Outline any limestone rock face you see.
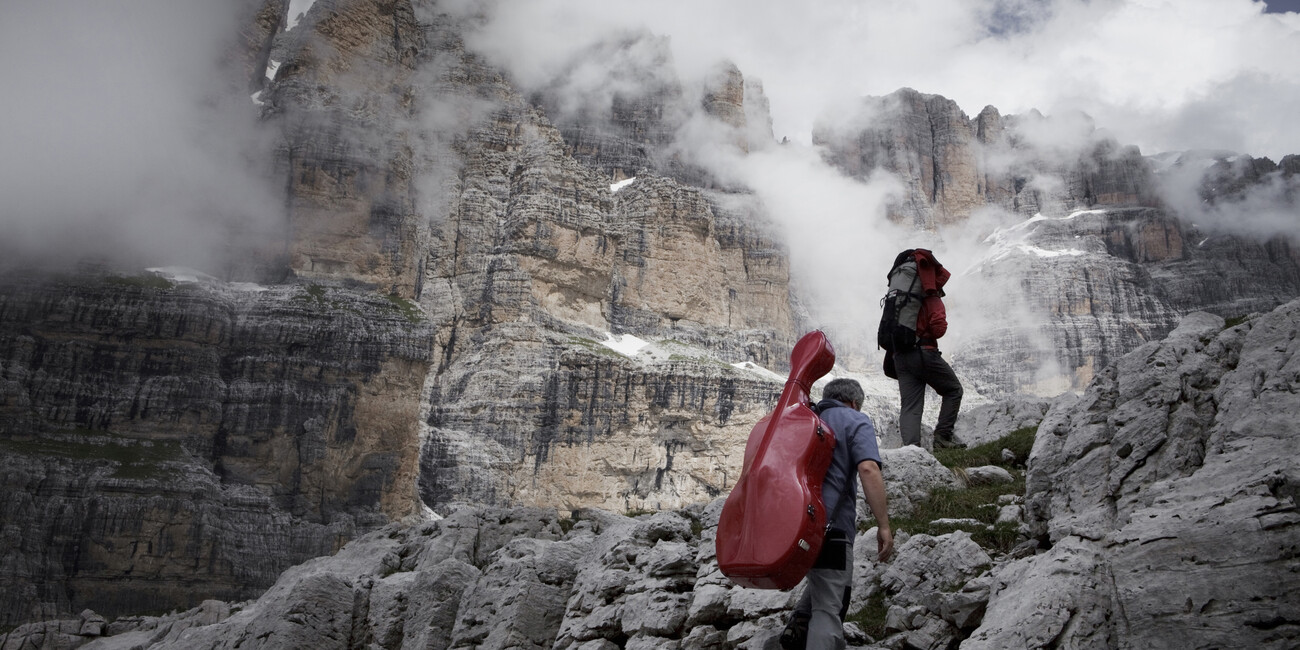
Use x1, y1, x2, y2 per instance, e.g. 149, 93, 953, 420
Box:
814, 88, 984, 229
1, 1, 799, 626
952, 397, 1050, 448
877, 446, 961, 518
971, 300, 1300, 648
8, 0, 1300, 636
0, 274, 432, 626
401, 9, 796, 511
957, 207, 1300, 393
419, 330, 784, 512
813, 88, 1157, 229
535, 31, 686, 182
232, 0, 286, 92
812, 89, 1297, 395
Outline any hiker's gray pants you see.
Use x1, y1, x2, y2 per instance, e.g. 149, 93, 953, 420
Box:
896, 348, 963, 446
792, 541, 852, 649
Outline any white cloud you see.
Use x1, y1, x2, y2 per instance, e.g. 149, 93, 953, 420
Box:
455, 0, 1300, 159
0, 1, 283, 274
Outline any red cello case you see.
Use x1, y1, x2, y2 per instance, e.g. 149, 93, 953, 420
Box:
715, 331, 837, 589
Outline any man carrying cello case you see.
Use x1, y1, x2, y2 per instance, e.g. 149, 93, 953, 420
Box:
716, 332, 893, 648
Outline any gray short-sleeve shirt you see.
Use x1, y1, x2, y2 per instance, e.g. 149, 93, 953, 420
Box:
815, 399, 883, 536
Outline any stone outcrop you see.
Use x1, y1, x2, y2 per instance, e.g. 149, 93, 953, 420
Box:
952, 396, 1050, 448
813, 88, 1158, 229
876, 446, 961, 518
958, 206, 1300, 392
0, 495, 986, 650
0, 273, 433, 626
968, 300, 1300, 648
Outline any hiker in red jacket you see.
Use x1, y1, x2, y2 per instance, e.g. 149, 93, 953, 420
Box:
886, 249, 965, 450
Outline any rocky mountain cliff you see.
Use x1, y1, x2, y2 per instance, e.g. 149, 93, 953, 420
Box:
0, 276, 431, 625
6, 298, 1296, 649
2, 0, 1299, 630
2, 0, 798, 625
815, 87, 1300, 393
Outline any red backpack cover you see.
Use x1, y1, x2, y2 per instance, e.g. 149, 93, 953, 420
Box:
715, 331, 837, 589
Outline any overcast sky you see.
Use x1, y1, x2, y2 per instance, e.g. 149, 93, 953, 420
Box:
460, 0, 1300, 160
2, 0, 1294, 282
0, 1, 280, 273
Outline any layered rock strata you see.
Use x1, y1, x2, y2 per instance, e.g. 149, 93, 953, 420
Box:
957, 206, 1300, 393
1, 0, 800, 625
11, 299, 1296, 649
8, 0, 1300, 634
813, 88, 1158, 229
399, 6, 798, 511
0, 274, 433, 626
968, 301, 1300, 648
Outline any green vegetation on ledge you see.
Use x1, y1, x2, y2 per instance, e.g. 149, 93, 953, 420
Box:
934, 425, 1036, 469
106, 274, 174, 290
384, 294, 424, 323
0, 431, 188, 480
862, 426, 1038, 554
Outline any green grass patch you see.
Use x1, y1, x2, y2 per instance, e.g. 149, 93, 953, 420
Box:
858, 426, 1040, 554
297, 284, 329, 307
866, 475, 1026, 554
106, 274, 174, 290
567, 336, 625, 359
934, 425, 1037, 469
667, 353, 732, 369
688, 514, 705, 540
0, 433, 187, 480
383, 294, 424, 323
845, 589, 889, 639
1224, 314, 1251, 329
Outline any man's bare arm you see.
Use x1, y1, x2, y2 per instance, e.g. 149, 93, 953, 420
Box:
858, 459, 894, 562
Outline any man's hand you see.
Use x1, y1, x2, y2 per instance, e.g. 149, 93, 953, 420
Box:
858, 459, 893, 562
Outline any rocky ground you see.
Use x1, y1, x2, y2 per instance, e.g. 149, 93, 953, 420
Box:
0, 442, 1029, 650
6, 297, 1296, 649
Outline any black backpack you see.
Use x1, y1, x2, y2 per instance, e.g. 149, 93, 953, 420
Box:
877, 253, 922, 354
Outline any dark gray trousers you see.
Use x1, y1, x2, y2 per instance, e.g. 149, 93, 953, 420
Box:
790, 540, 852, 649
895, 348, 963, 447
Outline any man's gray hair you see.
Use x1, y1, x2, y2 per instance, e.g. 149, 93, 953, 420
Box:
822, 378, 864, 409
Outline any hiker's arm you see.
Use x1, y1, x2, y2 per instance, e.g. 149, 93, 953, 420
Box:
858, 459, 893, 561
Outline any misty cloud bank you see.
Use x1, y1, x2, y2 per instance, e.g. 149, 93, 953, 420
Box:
441, 0, 1296, 392
451, 0, 1300, 159
0, 1, 283, 275
1, 0, 1293, 357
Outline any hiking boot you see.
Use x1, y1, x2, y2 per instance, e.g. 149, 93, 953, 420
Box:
934, 435, 966, 450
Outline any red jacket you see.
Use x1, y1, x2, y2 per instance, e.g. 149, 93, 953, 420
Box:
917, 295, 947, 341
911, 249, 950, 343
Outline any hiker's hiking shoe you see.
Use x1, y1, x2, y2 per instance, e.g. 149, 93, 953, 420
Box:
934, 435, 966, 450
